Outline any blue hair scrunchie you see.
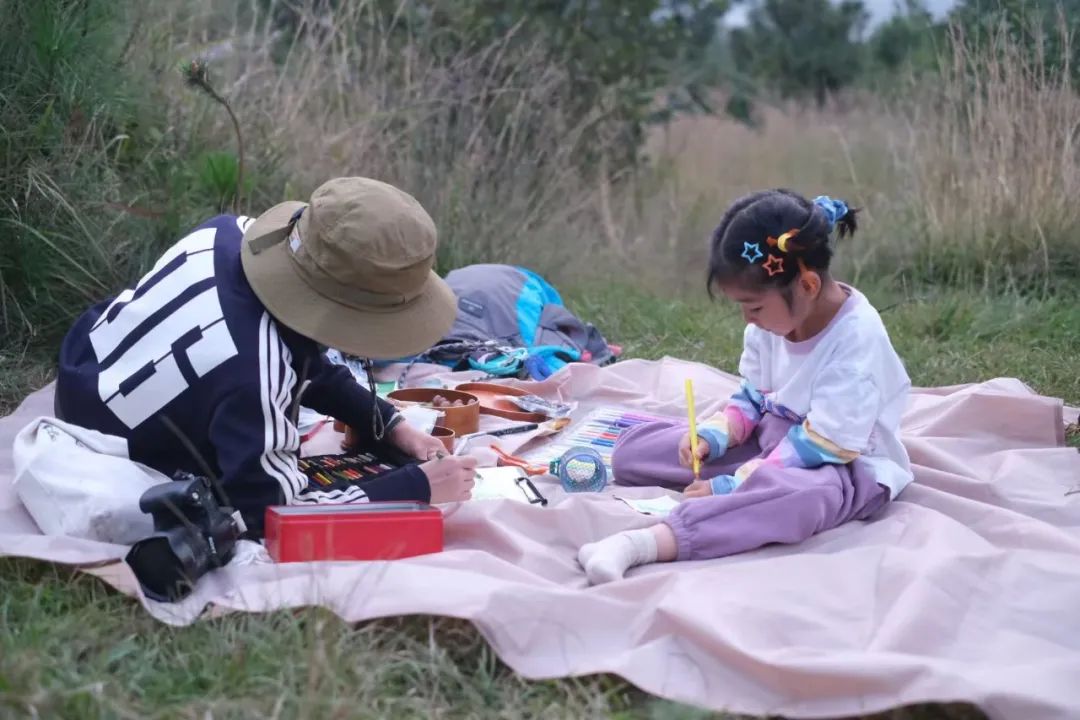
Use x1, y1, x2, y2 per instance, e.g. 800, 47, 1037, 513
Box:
813, 195, 848, 232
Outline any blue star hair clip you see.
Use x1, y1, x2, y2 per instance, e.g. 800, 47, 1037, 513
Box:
741, 242, 763, 264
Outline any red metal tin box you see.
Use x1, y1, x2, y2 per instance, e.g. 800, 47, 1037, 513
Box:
264, 502, 443, 563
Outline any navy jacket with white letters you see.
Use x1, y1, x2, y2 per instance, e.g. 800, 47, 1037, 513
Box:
55, 214, 428, 536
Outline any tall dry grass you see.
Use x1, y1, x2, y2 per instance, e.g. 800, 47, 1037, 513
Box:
618, 16, 1080, 294
900, 19, 1080, 291
6, 0, 1075, 353
136, 0, 624, 275
145, 0, 912, 294
75, 0, 1080, 297
614, 100, 903, 291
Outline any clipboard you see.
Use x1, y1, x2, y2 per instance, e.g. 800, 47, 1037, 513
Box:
473, 466, 548, 506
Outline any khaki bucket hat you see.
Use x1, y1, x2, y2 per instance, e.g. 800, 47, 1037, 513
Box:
240, 177, 456, 359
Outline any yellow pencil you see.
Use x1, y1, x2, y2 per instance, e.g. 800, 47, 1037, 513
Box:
685, 379, 701, 480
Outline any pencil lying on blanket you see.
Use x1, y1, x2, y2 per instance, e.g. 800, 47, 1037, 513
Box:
453, 417, 571, 455
685, 379, 701, 481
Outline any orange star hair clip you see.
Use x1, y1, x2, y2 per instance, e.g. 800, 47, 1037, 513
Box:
762, 254, 785, 276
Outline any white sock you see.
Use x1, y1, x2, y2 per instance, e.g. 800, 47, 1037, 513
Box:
577, 528, 658, 585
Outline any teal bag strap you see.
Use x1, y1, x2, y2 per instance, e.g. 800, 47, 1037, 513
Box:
468, 348, 529, 376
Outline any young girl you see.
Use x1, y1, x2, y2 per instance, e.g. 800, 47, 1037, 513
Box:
578, 189, 913, 584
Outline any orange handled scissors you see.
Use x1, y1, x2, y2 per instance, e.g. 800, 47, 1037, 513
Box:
490, 444, 549, 476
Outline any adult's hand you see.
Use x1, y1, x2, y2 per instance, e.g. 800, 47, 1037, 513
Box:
389, 421, 447, 461
419, 455, 477, 504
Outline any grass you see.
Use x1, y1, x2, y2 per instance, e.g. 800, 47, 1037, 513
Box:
2, 283, 1076, 719
0, 558, 650, 719
569, 283, 1080, 406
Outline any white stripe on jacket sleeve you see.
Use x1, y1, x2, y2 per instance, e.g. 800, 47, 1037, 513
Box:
257, 312, 368, 505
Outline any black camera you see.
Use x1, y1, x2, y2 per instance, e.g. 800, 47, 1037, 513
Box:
125, 471, 246, 603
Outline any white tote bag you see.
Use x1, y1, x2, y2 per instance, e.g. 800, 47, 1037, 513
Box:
12, 417, 170, 545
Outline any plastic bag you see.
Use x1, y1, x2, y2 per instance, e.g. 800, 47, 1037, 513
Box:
506, 394, 573, 418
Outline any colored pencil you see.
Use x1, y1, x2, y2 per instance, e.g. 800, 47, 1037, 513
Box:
685, 379, 701, 481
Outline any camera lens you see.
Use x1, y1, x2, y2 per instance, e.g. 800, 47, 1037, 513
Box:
126, 533, 204, 602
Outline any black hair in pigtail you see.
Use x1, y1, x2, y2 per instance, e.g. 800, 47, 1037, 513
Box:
705, 189, 858, 294
834, 205, 859, 239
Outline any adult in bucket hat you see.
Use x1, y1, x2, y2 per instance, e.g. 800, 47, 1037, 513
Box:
56, 177, 476, 537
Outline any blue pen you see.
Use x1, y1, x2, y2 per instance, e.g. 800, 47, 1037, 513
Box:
593, 416, 650, 430
589, 419, 636, 430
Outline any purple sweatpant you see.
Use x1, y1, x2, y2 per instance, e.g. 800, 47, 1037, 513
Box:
611, 414, 890, 561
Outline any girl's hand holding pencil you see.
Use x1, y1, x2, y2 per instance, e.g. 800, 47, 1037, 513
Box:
680, 379, 710, 474
677, 431, 711, 470
681, 379, 715, 498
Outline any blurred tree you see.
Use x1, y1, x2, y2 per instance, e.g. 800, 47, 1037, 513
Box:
729, 0, 870, 106
869, 0, 940, 74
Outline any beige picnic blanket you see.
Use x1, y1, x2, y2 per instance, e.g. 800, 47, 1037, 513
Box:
2, 358, 1079, 720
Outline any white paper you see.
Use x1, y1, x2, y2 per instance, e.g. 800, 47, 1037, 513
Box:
399, 405, 443, 434
472, 466, 544, 504
613, 494, 681, 516
295, 407, 330, 434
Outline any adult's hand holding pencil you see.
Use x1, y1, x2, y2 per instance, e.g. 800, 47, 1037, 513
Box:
418, 454, 477, 503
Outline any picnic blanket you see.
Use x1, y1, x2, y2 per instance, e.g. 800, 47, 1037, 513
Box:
2, 357, 1079, 720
